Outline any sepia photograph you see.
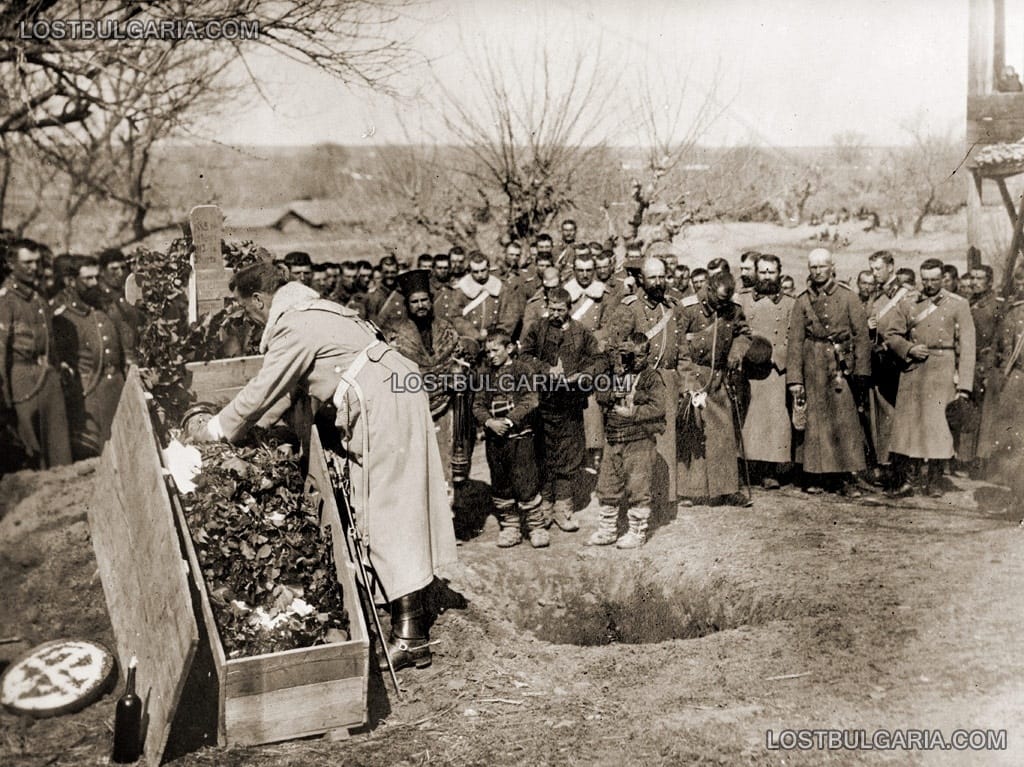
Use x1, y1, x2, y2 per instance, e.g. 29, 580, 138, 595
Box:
0, 0, 1021, 764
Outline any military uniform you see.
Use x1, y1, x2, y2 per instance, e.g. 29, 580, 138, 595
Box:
881, 289, 976, 460
868, 277, 912, 464
787, 279, 870, 475
520, 288, 550, 340
984, 298, 1024, 491
738, 289, 796, 465
565, 277, 612, 453
430, 276, 457, 322
52, 290, 126, 459
0, 279, 72, 468
97, 282, 140, 363
676, 293, 751, 499
607, 291, 680, 502
448, 274, 518, 341
212, 283, 457, 602
967, 290, 1005, 461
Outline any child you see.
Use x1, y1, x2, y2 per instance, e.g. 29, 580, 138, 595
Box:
472, 332, 548, 547
590, 333, 666, 548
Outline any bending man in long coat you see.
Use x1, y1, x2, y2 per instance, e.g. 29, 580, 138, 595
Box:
195, 262, 457, 671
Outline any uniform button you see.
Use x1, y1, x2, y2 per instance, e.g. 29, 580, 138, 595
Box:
102, 335, 108, 340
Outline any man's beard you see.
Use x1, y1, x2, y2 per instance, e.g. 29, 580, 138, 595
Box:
411, 308, 434, 325
80, 286, 107, 309
473, 274, 488, 285
740, 273, 756, 289
755, 278, 780, 295
644, 285, 665, 302
922, 285, 941, 298
548, 316, 565, 328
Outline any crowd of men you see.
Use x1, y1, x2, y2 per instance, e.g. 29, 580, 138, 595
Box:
3, 223, 1024, 546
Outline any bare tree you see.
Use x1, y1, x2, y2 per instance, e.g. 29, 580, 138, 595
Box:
434, 45, 615, 244
624, 64, 728, 246
831, 131, 868, 166
879, 114, 964, 236
1, 0, 414, 244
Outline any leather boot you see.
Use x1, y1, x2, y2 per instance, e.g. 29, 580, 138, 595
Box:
379, 591, 431, 671
923, 461, 944, 498
522, 494, 550, 548
552, 498, 579, 532
616, 507, 650, 549
587, 504, 619, 545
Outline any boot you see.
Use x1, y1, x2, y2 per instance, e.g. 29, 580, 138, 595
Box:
615, 507, 650, 549
923, 461, 944, 498
551, 498, 579, 532
379, 591, 431, 671
495, 499, 522, 548
522, 495, 550, 548
587, 504, 619, 546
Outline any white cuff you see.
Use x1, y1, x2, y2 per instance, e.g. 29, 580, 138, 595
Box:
207, 414, 226, 441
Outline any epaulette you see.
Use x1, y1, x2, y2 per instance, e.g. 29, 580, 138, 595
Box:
621, 294, 638, 305
836, 281, 852, 290
796, 288, 809, 297
680, 294, 699, 307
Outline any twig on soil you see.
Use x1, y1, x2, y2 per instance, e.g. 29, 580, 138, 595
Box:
474, 698, 524, 705
763, 671, 812, 681
0, 636, 22, 644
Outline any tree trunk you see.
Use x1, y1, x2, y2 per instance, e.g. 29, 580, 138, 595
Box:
912, 190, 935, 235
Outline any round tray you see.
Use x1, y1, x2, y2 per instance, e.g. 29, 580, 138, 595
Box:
1, 639, 117, 718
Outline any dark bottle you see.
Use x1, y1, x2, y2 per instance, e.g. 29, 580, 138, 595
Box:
111, 656, 142, 763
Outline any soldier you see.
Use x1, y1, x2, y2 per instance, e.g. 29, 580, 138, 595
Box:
565, 253, 612, 474
472, 332, 546, 548
519, 287, 605, 532
429, 253, 457, 321
595, 250, 627, 304
738, 251, 759, 293
856, 270, 877, 307
968, 265, 1004, 475
0, 239, 72, 469
367, 254, 400, 321
449, 252, 518, 342
323, 262, 341, 297
381, 269, 475, 494
448, 246, 468, 280
555, 219, 577, 275
676, 271, 752, 506
690, 268, 709, 295
866, 250, 910, 484
787, 248, 870, 496
52, 256, 126, 459
780, 274, 796, 298
495, 241, 529, 336
283, 251, 314, 286
881, 259, 976, 497
739, 254, 796, 489
675, 264, 693, 298
520, 267, 562, 339
707, 258, 730, 276
983, 267, 1024, 497
191, 263, 457, 672
311, 263, 330, 296
607, 257, 680, 504
97, 248, 140, 357
535, 233, 554, 265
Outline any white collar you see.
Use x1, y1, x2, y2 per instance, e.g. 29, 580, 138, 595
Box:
259, 281, 322, 353
457, 273, 502, 299
564, 278, 606, 302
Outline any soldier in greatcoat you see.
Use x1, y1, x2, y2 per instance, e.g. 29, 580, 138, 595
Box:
192, 263, 457, 672
787, 248, 870, 496
564, 252, 612, 474
448, 252, 518, 342
737, 254, 796, 489
676, 271, 752, 506
607, 257, 681, 505
0, 239, 72, 469
520, 267, 562, 339
880, 258, 976, 497
963, 265, 1003, 472
867, 250, 912, 483
982, 268, 1024, 496
52, 256, 127, 459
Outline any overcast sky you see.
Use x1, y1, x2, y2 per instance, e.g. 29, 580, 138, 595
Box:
208, 0, 1009, 148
